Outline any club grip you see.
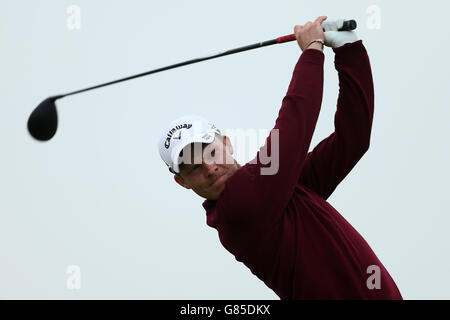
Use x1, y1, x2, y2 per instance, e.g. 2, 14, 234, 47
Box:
276, 19, 357, 44
340, 19, 357, 31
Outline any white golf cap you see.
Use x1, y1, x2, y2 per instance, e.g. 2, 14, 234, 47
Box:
158, 115, 221, 173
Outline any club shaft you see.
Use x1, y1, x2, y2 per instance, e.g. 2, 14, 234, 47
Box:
63, 39, 279, 98
62, 19, 357, 99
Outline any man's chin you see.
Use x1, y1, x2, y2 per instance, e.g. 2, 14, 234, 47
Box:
196, 190, 219, 201
202, 188, 224, 201
197, 178, 228, 200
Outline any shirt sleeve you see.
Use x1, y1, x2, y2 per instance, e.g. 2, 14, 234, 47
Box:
221, 48, 325, 219
298, 40, 375, 200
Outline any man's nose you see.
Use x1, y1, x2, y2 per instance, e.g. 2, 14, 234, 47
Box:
204, 162, 219, 176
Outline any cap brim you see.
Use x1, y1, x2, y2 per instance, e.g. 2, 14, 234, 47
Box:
170, 133, 216, 173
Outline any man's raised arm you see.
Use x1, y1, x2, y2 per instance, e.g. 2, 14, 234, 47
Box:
224, 17, 328, 217
299, 39, 375, 200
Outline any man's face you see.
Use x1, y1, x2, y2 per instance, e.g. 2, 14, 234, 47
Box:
174, 135, 241, 200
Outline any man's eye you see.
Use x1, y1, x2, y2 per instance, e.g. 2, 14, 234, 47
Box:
191, 165, 201, 172
211, 149, 216, 157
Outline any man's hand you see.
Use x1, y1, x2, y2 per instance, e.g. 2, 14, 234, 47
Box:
322, 17, 359, 48
294, 16, 328, 52
324, 30, 359, 49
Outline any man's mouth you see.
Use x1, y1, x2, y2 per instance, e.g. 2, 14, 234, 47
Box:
211, 174, 227, 188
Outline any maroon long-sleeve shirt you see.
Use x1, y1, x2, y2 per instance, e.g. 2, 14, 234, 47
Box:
202, 40, 402, 300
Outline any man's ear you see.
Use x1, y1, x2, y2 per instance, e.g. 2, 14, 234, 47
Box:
174, 174, 191, 189
223, 135, 234, 155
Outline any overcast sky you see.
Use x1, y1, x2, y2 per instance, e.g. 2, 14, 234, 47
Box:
1, 0, 449, 299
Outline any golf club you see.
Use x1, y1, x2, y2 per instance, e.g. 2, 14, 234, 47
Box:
27, 19, 357, 142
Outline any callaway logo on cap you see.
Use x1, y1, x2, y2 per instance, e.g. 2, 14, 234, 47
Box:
158, 115, 221, 173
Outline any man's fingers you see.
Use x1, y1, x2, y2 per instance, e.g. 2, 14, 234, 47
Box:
314, 16, 328, 25
294, 25, 303, 33
297, 17, 327, 31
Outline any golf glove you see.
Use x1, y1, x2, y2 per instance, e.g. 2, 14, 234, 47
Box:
322, 18, 359, 48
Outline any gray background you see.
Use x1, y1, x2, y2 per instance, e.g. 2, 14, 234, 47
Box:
1, 0, 449, 299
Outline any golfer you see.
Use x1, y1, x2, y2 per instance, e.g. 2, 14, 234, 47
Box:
158, 16, 402, 299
